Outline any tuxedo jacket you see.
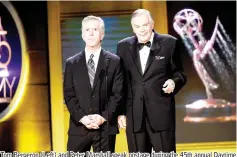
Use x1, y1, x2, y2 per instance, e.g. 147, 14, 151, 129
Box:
117, 32, 187, 133
63, 48, 123, 136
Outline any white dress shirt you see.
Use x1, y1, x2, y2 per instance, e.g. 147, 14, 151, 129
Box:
139, 32, 154, 74
85, 47, 101, 72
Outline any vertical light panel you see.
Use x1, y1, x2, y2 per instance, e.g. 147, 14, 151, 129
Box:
47, 1, 65, 152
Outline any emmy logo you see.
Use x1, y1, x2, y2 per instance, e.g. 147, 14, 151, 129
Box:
0, 17, 16, 103
173, 9, 236, 122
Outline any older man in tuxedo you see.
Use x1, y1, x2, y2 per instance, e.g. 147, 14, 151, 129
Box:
64, 15, 123, 152
117, 9, 187, 152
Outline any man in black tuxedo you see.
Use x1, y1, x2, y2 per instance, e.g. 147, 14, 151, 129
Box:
64, 15, 123, 152
117, 9, 187, 152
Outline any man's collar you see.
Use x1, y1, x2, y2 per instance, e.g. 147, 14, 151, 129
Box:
149, 32, 154, 45
85, 47, 101, 59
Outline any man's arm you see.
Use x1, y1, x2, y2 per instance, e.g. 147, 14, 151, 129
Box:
170, 39, 187, 95
116, 42, 133, 116
116, 42, 133, 128
102, 58, 124, 122
63, 59, 86, 122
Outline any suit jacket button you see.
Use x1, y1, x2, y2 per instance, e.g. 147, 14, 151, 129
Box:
142, 82, 145, 86
92, 95, 95, 98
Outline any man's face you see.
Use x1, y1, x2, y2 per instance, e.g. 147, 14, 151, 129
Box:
82, 20, 104, 48
131, 14, 154, 43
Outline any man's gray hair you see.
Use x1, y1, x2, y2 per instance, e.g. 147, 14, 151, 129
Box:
82, 15, 105, 33
131, 9, 154, 25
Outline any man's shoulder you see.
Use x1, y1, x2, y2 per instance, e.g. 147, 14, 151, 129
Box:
118, 36, 136, 45
104, 50, 120, 61
66, 52, 83, 64
157, 33, 177, 42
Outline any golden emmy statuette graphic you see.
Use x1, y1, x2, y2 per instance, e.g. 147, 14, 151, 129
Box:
173, 9, 236, 123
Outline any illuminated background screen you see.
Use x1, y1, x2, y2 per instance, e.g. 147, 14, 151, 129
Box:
0, 4, 22, 113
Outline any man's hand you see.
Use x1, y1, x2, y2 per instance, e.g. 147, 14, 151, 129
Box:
162, 79, 175, 94
118, 115, 126, 129
88, 114, 106, 128
80, 116, 93, 125
79, 116, 99, 129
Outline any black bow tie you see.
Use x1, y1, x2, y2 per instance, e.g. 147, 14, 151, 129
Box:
137, 41, 151, 50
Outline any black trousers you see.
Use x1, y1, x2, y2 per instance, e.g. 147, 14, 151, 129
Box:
126, 103, 176, 153
67, 130, 116, 153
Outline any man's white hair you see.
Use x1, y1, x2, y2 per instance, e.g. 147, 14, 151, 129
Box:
82, 15, 105, 33
131, 9, 154, 25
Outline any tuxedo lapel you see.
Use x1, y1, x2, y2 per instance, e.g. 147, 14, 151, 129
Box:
143, 33, 162, 76
77, 51, 92, 93
129, 37, 143, 76
92, 49, 106, 92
